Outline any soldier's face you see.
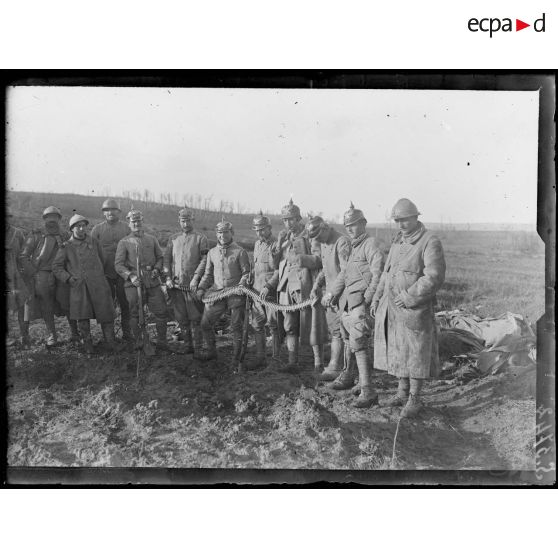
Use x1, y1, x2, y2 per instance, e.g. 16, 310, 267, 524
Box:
217, 230, 233, 245
283, 217, 299, 232
256, 226, 271, 241
346, 220, 366, 239
396, 216, 419, 233
44, 214, 61, 234
179, 217, 193, 232
72, 222, 87, 240
103, 209, 120, 223
130, 219, 144, 234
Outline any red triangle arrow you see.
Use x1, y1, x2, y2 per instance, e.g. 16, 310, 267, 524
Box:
516, 19, 530, 31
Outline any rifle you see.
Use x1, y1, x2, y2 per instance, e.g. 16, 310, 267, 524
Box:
237, 263, 253, 370
136, 247, 156, 356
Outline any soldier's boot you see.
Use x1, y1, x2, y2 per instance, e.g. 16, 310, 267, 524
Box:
319, 337, 344, 381
330, 344, 358, 390
353, 350, 379, 408
231, 333, 243, 373
381, 378, 410, 407
280, 334, 299, 373
192, 325, 203, 357
271, 330, 282, 359
156, 321, 168, 351
68, 318, 80, 344
121, 317, 134, 343
18, 314, 31, 348
196, 329, 217, 361
101, 322, 118, 353
129, 318, 142, 351
251, 330, 268, 369
400, 379, 424, 419
45, 315, 57, 347
78, 319, 94, 354
312, 344, 324, 373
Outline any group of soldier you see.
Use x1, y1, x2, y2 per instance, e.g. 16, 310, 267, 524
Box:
6, 195, 446, 418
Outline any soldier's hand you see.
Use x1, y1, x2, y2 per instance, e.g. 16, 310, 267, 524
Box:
370, 300, 379, 317
394, 294, 406, 309
68, 276, 80, 287
196, 289, 206, 301
151, 268, 160, 279
259, 285, 270, 300
165, 278, 174, 290
321, 292, 333, 307
130, 274, 141, 288
189, 277, 199, 291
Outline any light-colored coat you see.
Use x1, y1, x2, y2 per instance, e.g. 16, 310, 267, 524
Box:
372, 223, 446, 379
52, 234, 115, 323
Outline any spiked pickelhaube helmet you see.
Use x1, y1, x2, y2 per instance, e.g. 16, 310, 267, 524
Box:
252, 210, 271, 231
281, 198, 301, 220
101, 198, 121, 211
343, 202, 366, 227
178, 205, 195, 219
390, 198, 420, 220
42, 206, 62, 219
215, 217, 234, 234
306, 214, 327, 238
69, 214, 89, 230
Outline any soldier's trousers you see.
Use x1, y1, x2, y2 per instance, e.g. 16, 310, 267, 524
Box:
251, 299, 277, 334
170, 289, 203, 329
279, 290, 300, 336
106, 275, 130, 327
125, 286, 168, 324
33, 270, 57, 332
325, 305, 342, 339
201, 296, 245, 336
340, 303, 373, 352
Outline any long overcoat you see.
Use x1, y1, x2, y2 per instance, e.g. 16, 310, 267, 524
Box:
372, 223, 445, 379
52, 234, 115, 322
6, 225, 29, 311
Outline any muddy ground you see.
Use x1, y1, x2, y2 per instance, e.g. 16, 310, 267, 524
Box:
6, 316, 536, 471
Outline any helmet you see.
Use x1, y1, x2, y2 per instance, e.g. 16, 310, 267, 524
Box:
126, 208, 144, 222
215, 218, 234, 234
252, 210, 271, 231
391, 198, 420, 220
101, 198, 121, 211
42, 206, 62, 219
178, 206, 195, 219
343, 202, 366, 226
281, 198, 301, 219
306, 215, 327, 238
69, 214, 89, 230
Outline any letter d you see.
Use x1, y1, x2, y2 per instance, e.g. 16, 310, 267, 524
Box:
534, 13, 545, 32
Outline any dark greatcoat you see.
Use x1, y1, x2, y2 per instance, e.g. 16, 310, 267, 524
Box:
372, 223, 446, 379
52, 234, 115, 323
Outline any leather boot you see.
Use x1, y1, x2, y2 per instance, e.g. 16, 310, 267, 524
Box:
101, 322, 117, 352
231, 333, 242, 373
312, 344, 324, 373
271, 330, 281, 359
192, 324, 203, 357
68, 318, 80, 344
19, 318, 31, 349
400, 379, 424, 418
121, 317, 134, 343
156, 321, 168, 350
252, 330, 268, 368
353, 350, 378, 408
129, 318, 142, 350
78, 319, 94, 354
196, 329, 217, 361
182, 327, 194, 354
330, 344, 357, 390
381, 378, 410, 407
320, 337, 344, 381
280, 334, 299, 373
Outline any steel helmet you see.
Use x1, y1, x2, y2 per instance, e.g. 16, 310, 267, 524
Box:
306, 215, 327, 238
281, 198, 301, 220
69, 214, 89, 230
215, 217, 234, 234
252, 210, 271, 231
178, 206, 195, 219
126, 208, 144, 222
42, 206, 62, 219
391, 198, 420, 220
101, 198, 121, 211
343, 202, 366, 227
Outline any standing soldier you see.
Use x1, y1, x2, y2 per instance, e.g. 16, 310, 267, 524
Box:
53, 214, 117, 353
163, 206, 209, 356
275, 198, 323, 372
114, 209, 168, 351
6, 211, 31, 348
323, 202, 384, 408
371, 199, 446, 418
307, 215, 351, 381
91, 198, 132, 342
20, 206, 80, 347
196, 219, 251, 372
252, 211, 279, 368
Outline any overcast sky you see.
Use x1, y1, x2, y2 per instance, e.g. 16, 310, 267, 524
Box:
6, 86, 539, 224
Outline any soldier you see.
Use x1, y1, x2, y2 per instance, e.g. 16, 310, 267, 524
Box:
307, 215, 351, 381
20, 206, 80, 347
252, 211, 280, 367
53, 214, 117, 353
114, 209, 168, 350
323, 202, 384, 408
90, 198, 132, 342
196, 219, 251, 372
371, 199, 446, 418
275, 198, 323, 372
6, 211, 30, 348
163, 206, 209, 356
